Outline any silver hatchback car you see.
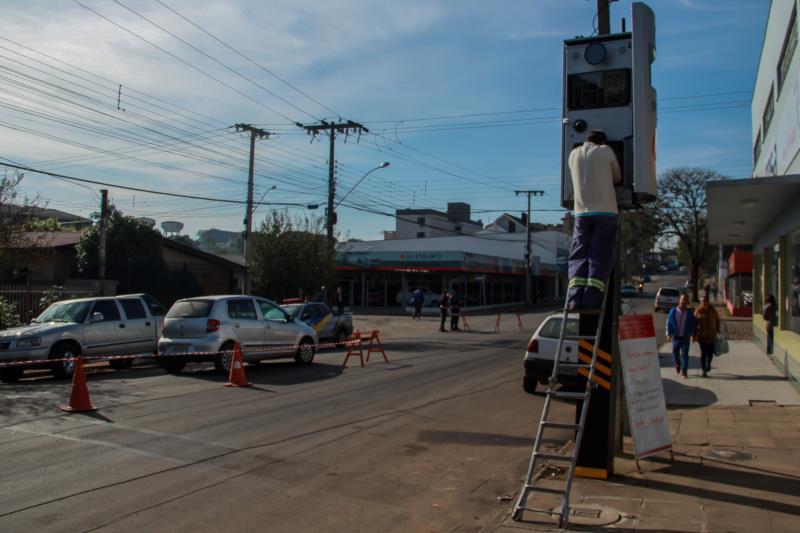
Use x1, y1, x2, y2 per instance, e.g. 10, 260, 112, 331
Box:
157, 295, 319, 374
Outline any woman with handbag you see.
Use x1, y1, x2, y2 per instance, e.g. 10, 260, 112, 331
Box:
694, 295, 720, 377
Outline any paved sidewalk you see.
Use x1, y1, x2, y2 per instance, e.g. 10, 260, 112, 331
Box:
495, 340, 800, 532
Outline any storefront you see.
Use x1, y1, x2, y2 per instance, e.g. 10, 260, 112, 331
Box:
725, 249, 753, 317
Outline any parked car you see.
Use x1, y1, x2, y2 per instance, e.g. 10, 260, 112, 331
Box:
281, 301, 353, 343
654, 287, 681, 312
157, 295, 318, 374
620, 284, 638, 298
523, 313, 580, 394
0, 293, 166, 382
678, 265, 688, 273
396, 286, 441, 307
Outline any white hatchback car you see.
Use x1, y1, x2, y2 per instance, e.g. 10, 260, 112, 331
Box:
654, 287, 681, 312
523, 313, 581, 394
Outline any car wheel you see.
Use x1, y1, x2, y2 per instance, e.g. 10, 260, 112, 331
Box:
294, 338, 315, 365
49, 343, 78, 380
109, 358, 133, 370
158, 359, 186, 374
214, 342, 235, 374
0, 367, 24, 383
523, 377, 538, 394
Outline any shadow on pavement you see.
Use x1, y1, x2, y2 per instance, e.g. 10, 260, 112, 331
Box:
662, 379, 718, 408
176, 361, 344, 387
418, 429, 534, 447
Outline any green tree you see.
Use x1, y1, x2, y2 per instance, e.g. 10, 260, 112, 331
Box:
0, 171, 41, 269
619, 208, 659, 282
653, 168, 726, 301
169, 234, 197, 248
250, 211, 334, 301
76, 211, 170, 295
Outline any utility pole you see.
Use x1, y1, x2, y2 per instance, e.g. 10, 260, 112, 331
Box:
98, 189, 108, 288
514, 190, 545, 305
597, 0, 611, 35
234, 123, 272, 295
299, 120, 369, 246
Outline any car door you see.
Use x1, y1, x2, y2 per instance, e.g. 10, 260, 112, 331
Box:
226, 299, 265, 355
256, 299, 297, 355
83, 299, 128, 356
538, 316, 579, 364
118, 297, 155, 354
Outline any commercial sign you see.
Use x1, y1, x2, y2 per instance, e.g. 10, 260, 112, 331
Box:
335, 250, 527, 274
618, 314, 672, 459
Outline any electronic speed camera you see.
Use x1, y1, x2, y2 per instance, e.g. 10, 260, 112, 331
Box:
561, 2, 657, 210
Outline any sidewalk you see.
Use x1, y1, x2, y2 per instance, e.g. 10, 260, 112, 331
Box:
496, 340, 800, 532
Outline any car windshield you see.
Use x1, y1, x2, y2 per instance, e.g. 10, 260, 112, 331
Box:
539, 317, 580, 338
282, 304, 302, 317
660, 288, 680, 297
33, 301, 92, 324
167, 300, 213, 319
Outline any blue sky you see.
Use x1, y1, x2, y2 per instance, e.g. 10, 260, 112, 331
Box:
0, 0, 768, 240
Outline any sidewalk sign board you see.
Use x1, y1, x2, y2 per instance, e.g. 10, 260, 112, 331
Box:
618, 314, 672, 458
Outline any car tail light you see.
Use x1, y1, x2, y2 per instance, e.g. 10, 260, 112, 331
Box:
527, 338, 539, 353
206, 319, 220, 333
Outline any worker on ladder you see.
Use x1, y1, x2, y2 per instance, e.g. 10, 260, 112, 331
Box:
566, 129, 621, 311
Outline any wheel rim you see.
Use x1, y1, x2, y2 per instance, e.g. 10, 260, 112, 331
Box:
62, 350, 76, 374
221, 349, 233, 371
299, 343, 313, 362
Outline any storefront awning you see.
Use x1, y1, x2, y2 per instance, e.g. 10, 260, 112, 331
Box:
706, 174, 800, 245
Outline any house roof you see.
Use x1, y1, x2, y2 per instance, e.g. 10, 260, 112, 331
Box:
19, 231, 82, 248
9, 205, 92, 226
161, 236, 245, 271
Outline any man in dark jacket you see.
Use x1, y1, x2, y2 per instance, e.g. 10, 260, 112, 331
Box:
439, 291, 450, 332
449, 293, 461, 331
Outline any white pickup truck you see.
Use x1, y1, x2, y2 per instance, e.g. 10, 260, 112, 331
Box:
0, 293, 166, 382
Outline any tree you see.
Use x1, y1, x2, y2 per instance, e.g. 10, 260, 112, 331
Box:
249, 211, 334, 301
169, 234, 197, 248
653, 168, 726, 301
76, 211, 170, 295
0, 171, 40, 267
619, 208, 659, 282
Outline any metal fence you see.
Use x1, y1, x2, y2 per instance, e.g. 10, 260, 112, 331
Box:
0, 279, 116, 324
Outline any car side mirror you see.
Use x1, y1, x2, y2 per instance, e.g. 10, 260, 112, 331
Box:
91, 312, 104, 322
287, 314, 294, 323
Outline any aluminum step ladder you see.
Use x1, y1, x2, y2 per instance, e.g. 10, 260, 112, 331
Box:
512, 283, 611, 527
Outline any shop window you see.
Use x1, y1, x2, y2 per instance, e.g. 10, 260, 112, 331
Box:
768, 243, 779, 305
416, 216, 425, 225
416, 232, 425, 238
790, 230, 800, 333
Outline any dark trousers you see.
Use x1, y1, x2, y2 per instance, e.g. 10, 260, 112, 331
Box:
413, 303, 422, 319
699, 342, 715, 373
337, 301, 344, 316
450, 313, 459, 330
567, 215, 618, 308
767, 327, 774, 354
440, 309, 448, 331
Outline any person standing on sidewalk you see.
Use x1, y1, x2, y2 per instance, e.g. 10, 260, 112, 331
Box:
694, 295, 720, 377
566, 129, 622, 311
667, 293, 696, 378
411, 288, 424, 320
335, 286, 344, 316
763, 294, 777, 354
439, 291, 450, 332
449, 292, 461, 331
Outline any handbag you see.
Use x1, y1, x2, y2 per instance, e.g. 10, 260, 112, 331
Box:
714, 333, 729, 356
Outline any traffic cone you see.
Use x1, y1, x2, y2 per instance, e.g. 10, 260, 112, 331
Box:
225, 342, 252, 387
61, 357, 97, 413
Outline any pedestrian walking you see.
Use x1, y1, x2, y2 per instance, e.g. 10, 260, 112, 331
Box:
439, 291, 450, 332
411, 287, 424, 319
763, 294, 777, 355
694, 295, 720, 377
566, 129, 622, 311
335, 286, 344, 316
711, 281, 718, 302
667, 293, 696, 379
449, 292, 461, 331
703, 281, 712, 302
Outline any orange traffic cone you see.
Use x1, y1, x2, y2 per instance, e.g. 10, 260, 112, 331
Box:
224, 343, 252, 387
61, 357, 97, 413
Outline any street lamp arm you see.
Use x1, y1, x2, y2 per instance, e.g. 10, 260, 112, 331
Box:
335, 162, 389, 208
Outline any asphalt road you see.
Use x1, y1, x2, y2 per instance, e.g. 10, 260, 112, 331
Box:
0, 307, 578, 532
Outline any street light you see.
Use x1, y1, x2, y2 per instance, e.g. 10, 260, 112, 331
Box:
253, 184, 277, 214
335, 162, 390, 208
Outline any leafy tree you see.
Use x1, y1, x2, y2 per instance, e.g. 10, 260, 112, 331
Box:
76, 211, 170, 295
619, 208, 659, 282
0, 171, 41, 267
169, 234, 197, 248
0, 296, 21, 330
653, 168, 726, 301
250, 211, 334, 301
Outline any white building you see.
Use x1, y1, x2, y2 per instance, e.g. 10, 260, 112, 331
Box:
394, 202, 483, 239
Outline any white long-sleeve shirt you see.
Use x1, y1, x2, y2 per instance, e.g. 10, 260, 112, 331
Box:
568, 142, 622, 216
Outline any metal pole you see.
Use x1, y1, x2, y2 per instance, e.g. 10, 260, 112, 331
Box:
526, 192, 532, 304
597, 0, 611, 35
98, 189, 108, 283
326, 130, 336, 245
243, 130, 256, 295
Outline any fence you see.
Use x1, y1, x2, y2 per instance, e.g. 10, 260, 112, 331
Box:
0, 279, 116, 324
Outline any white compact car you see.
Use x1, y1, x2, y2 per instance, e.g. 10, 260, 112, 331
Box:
523, 313, 581, 394
654, 287, 681, 312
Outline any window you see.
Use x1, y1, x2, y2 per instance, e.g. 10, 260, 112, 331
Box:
778, 8, 798, 94
539, 317, 579, 339
119, 298, 146, 319
416, 232, 425, 238
141, 294, 166, 316
790, 230, 800, 333
91, 300, 121, 322
568, 69, 632, 110
416, 216, 425, 225
167, 300, 213, 318
257, 299, 288, 322
455, 225, 462, 232
754, 130, 761, 164
227, 299, 257, 320
763, 87, 775, 135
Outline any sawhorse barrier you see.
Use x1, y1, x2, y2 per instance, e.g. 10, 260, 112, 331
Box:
494, 312, 525, 333
342, 330, 389, 368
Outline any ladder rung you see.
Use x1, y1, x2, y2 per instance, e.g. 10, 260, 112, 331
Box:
547, 390, 587, 400
516, 506, 563, 516
535, 451, 575, 461
524, 486, 564, 495
541, 421, 580, 430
